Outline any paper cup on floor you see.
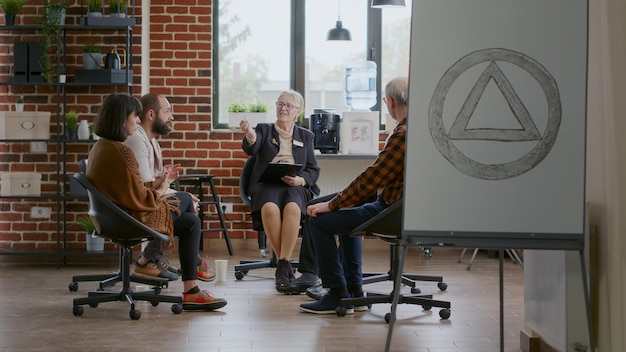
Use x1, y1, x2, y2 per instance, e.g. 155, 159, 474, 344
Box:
215, 259, 228, 282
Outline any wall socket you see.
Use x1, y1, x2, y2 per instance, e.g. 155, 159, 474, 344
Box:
220, 203, 233, 213
30, 142, 47, 153
31, 206, 51, 219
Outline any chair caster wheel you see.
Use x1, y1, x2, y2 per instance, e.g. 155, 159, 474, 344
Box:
438, 282, 448, 291
336, 306, 348, 317
411, 287, 421, 294
151, 301, 159, 306
235, 271, 245, 280
422, 305, 432, 311
384, 313, 391, 323
73, 306, 83, 316
172, 303, 183, 314
439, 308, 451, 319
68, 282, 78, 292
89, 302, 98, 308
130, 309, 141, 320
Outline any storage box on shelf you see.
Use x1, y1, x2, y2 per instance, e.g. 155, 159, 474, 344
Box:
0, 112, 51, 139
0, 172, 42, 196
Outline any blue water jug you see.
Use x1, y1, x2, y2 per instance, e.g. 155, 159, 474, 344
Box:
344, 61, 377, 111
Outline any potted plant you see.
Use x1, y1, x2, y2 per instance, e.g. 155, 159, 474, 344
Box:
109, 0, 126, 18
82, 43, 101, 70
227, 101, 269, 129
15, 96, 23, 112
38, 0, 68, 85
87, 0, 102, 17
0, 0, 28, 26
72, 215, 104, 252
65, 110, 78, 139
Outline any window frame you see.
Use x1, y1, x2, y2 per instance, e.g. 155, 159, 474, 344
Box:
213, 0, 384, 130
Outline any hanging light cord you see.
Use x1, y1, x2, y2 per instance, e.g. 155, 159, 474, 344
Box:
337, 0, 342, 21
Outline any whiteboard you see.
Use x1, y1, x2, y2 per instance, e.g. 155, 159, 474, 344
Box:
402, 0, 587, 249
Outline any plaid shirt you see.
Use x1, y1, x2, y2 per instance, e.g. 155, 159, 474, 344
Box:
328, 118, 406, 211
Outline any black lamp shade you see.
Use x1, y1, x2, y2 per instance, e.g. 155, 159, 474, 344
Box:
371, 0, 406, 7
327, 20, 352, 41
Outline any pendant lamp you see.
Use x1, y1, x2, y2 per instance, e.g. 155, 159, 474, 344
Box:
327, 0, 351, 41
371, 0, 406, 8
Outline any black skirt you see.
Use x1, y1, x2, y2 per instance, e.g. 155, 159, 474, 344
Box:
249, 182, 313, 231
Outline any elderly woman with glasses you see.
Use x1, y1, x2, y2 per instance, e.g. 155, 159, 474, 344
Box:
239, 90, 320, 290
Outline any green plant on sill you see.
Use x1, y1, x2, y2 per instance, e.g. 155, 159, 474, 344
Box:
88, 0, 102, 13
38, 0, 69, 86
0, 0, 28, 16
228, 102, 268, 113
227, 102, 247, 113
16, 96, 23, 104
72, 215, 96, 233
83, 43, 100, 53
65, 110, 78, 129
109, 0, 126, 13
248, 102, 268, 113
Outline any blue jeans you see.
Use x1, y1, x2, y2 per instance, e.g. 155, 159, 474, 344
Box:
309, 198, 388, 290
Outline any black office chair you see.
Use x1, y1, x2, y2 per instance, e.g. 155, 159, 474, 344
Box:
337, 201, 451, 322
234, 155, 300, 280
70, 173, 183, 320
68, 160, 169, 292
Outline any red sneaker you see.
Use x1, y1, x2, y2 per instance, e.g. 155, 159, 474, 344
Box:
197, 259, 216, 282
182, 289, 227, 311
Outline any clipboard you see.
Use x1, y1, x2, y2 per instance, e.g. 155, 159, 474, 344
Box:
260, 162, 302, 183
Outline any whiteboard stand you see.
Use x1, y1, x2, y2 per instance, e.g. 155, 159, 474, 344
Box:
385, 243, 595, 352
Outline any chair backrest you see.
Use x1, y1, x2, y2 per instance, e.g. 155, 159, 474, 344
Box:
78, 159, 87, 173
239, 155, 257, 208
73, 173, 170, 247
350, 201, 403, 239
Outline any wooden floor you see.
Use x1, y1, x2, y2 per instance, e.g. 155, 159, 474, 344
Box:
0, 239, 525, 352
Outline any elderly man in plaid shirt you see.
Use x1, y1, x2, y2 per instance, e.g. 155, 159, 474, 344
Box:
300, 76, 409, 314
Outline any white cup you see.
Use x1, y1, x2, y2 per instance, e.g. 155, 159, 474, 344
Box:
215, 259, 228, 282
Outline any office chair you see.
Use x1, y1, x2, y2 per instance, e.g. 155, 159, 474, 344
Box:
234, 155, 299, 280
70, 173, 183, 320
337, 201, 451, 322
69, 160, 169, 292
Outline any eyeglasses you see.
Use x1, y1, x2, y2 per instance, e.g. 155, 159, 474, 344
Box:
276, 102, 301, 111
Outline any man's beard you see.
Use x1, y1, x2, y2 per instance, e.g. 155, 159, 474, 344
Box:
153, 121, 172, 136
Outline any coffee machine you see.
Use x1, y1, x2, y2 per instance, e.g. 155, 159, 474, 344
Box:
310, 112, 340, 154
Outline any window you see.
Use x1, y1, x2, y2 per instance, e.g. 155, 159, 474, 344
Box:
214, 0, 412, 129
215, 0, 290, 127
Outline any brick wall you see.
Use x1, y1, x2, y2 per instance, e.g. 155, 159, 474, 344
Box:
0, 0, 256, 257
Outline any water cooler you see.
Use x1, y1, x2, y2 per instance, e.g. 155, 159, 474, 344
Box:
310, 112, 340, 154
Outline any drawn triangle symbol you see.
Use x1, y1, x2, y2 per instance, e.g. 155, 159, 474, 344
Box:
448, 61, 541, 141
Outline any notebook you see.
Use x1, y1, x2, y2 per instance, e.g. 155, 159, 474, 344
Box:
260, 162, 302, 183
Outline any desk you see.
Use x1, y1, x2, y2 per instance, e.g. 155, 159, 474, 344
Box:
177, 174, 234, 256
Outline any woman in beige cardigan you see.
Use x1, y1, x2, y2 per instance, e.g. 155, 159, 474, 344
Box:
87, 93, 226, 311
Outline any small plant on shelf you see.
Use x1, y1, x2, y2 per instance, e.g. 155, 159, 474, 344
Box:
15, 96, 24, 112
39, 0, 69, 85
88, 0, 102, 14
83, 43, 99, 53
227, 102, 247, 113
0, 0, 28, 14
65, 110, 78, 139
72, 215, 95, 234
109, 0, 126, 15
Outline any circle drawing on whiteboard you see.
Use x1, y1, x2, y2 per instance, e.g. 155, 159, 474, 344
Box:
429, 48, 561, 180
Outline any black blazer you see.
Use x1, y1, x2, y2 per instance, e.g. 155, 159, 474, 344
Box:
242, 123, 320, 196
